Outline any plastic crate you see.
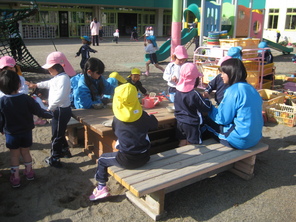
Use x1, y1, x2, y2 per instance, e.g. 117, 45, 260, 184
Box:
258, 89, 286, 111
266, 104, 296, 127
262, 79, 272, 89
243, 61, 275, 74
202, 65, 220, 84
243, 61, 259, 71
246, 70, 260, 89
263, 63, 275, 75
219, 38, 260, 49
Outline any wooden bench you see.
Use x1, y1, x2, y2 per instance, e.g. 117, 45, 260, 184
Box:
108, 139, 269, 221
71, 101, 177, 159
65, 117, 84, 147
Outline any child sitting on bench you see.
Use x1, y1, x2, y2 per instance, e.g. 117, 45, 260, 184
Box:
89, 83, 158, 201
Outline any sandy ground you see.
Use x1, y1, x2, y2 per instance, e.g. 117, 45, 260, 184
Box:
0, 37, 295, 222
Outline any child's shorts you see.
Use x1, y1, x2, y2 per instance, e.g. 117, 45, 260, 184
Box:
5, 131, 33, 149
176, 121, 202, 144
149, 53, 158, 64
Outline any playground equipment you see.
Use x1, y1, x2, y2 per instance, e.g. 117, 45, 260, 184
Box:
145, 28, 197, 62
145, 3, 200, 62
263, 38, 293, 55
0, 4, 45, 72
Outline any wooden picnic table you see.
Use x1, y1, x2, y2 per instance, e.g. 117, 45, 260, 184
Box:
71, 100, 177, 160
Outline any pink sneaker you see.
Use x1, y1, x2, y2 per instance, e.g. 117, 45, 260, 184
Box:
10, 174, 21, 188
89, 186, 110, 201
34, 118, 47, 125
142, 72, 149, 76
24, 168, 35, 180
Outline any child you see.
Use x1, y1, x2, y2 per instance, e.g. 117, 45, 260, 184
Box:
202, 58, 263, 149
131, 26, 138, 41
204, 46, 242, 105
126, 68, 148, 96
27, 51, 74, 168
258, 41, 273, 64
113, 29, 119, 44
174, 63, 211, 146
0, 70, 53, 187
148, 26, 154, 36
163, 45, 188, 102
89, 83, 158, 201
71, 57, 126, 109
143, 27, 150, 43
143, 35, 164, 76
75, 36, 97, 71
0, 56, 28, 95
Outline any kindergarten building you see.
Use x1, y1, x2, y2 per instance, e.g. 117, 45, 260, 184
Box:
0, 0, 263, 39
263, 0, 296, 44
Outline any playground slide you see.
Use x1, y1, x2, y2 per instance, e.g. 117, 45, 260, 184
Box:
145, 28, 198, 62
263, 38, 293, 55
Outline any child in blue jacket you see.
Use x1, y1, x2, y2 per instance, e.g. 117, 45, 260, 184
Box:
71, 57, 126, 109
202, 58, 263, 149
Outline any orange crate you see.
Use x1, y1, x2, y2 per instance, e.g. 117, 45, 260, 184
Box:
247, 70, 260, 89
262, 79, 272, 89
258, 89, 286, 111
243, 61, 259, 71
219, 38, 260, 49
263, 63, 275, 75
266, 104, 296, 127
202, 65, 220, 84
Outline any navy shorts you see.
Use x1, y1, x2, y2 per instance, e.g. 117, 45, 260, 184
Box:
149, 53, 158, 64
176, 121, 202, 144
5, 131, 33, 149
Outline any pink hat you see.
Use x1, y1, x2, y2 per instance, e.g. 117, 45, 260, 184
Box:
174, 45, 188, 59
176, 63, 203, 92
0, 56, 16, 69
42, 51, 76, 77
217, 56, 232, 66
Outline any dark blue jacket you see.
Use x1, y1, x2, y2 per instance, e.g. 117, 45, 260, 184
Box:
0, 94, 53, 134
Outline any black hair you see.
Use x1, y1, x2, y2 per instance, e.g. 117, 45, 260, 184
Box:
0, 70, 20, 95
51, 64, 65, 74
220, 58, 247, 86
83, 57, 105, 101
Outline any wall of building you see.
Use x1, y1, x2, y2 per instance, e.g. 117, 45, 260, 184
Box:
263, 0, 296, 44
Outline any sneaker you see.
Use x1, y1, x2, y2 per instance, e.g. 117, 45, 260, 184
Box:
45, 156, 62, 168
10, 174, 20, 188
34, 118, 47, 125
24, 169, 35, 180
142, 72, 149, 76
61, 149, 72, 158
89, 186, 110, 201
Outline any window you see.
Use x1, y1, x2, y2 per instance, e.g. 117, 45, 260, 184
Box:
285, 8, 296, 30
267, 8, 279, 29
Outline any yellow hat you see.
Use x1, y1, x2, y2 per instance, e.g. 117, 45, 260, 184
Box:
109, 71, 127, 83
131, 68, 141, 75
112, 83, 142, 122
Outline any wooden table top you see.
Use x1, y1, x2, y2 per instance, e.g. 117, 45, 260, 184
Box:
72, 100, 175, 136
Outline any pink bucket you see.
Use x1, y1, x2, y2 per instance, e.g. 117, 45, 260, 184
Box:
142, 96, 160, 109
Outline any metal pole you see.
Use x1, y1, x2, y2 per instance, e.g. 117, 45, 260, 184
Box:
233, 0, 238, 38
248, 0, 253, 38
199, 0, 205, 46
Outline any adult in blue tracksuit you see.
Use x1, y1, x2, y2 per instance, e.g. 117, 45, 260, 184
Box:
203, 58, 263, 149
71, 57, 126, 109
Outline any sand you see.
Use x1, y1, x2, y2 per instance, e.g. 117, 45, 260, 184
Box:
0, 37, 295, 222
